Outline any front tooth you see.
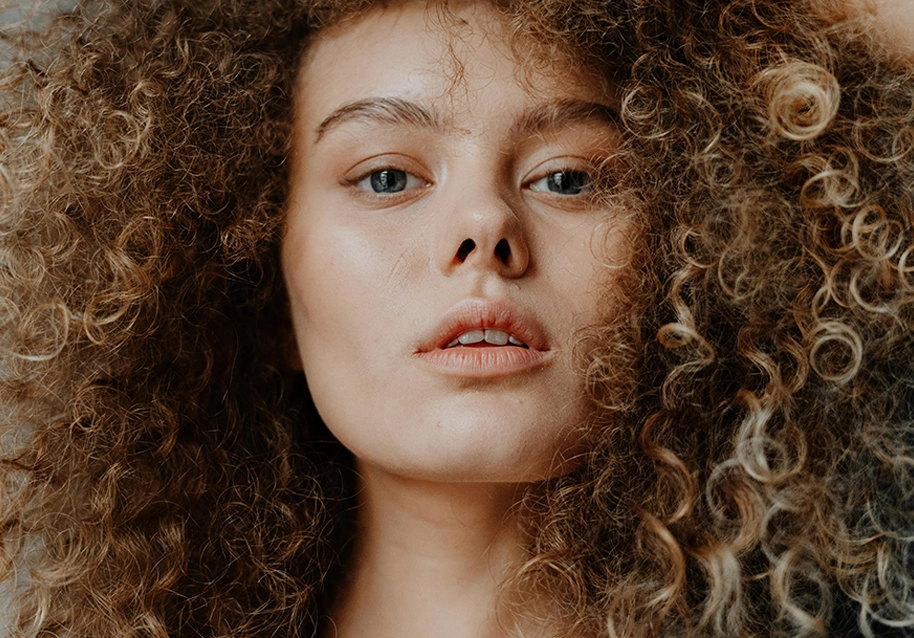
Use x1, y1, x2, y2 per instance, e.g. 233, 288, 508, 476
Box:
457, 330, 485, 345
484, 329, 509, 345
508, 335, 525, 346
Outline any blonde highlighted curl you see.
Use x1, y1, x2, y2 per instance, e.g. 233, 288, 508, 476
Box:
0, 1, 912, 637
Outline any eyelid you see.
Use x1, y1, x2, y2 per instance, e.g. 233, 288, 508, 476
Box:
342, 153, 429, 184
340, 153, 425, 178
527, 170, 593, 195
353, 168, 428, 193
522, 156, 597, 189
341, 154, 433, 204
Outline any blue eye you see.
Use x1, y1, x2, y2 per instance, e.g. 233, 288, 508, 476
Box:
530, 170, 592, 195
356, 169, 425, 194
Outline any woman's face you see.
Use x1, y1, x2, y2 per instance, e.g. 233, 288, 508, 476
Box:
282, 0, 630, 482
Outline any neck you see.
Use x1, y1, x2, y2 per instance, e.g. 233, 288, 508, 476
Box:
329, 461, 527, 638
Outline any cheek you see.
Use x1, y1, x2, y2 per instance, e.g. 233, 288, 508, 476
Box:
281, 210, 422, 424
283, 223, 377, 445
534, 222, 618, 322
284, 219, 380, 366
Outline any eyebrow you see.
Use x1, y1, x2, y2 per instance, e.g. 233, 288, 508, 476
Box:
512, 98, 621, 137
312, 96, 620, 143
314, 97, 439, 143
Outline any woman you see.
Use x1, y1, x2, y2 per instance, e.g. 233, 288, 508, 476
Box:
0, 0, 911, 636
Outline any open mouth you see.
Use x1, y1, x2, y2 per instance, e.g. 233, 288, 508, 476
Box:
444, 329, 530, 349
415, 300, 552, 377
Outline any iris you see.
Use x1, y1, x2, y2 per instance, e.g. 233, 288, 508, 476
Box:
369, 169, 408, 193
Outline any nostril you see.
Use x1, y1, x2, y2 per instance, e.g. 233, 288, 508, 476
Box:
456, 238, 476, 262
494, 238, 511, 264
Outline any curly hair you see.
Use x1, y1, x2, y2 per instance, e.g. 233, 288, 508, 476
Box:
0, 0, 912, 636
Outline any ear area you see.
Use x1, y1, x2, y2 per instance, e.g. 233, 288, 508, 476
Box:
278, 296, 305, 372
288, 343, 304, 372
284, 326, 304, 372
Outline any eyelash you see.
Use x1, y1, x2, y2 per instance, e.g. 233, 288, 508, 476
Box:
351, 168, 428, 195
347, 167, 596, 198
526, 169, 594, 196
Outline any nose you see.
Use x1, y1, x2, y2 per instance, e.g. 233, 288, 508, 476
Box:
436, 192, 530, 279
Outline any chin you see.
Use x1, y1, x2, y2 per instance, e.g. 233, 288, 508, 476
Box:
341, 405, 590, 483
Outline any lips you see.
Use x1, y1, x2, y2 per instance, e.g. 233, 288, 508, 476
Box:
414, 299, 553, 377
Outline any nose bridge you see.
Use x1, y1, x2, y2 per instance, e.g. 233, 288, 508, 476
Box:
435, 173, 530, 277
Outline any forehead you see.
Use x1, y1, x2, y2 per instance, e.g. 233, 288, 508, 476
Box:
295, 1, 612, 134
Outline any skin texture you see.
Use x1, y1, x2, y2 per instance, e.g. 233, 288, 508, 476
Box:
282, 3, 627, 634
283, 1, 627, 485
3, 1, 914, 636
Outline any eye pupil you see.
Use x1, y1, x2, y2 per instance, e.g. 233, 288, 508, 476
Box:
370, 169, 408, 193
547, 171, 590, 195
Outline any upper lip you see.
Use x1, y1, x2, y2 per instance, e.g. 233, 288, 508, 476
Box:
415, 299, 551, 353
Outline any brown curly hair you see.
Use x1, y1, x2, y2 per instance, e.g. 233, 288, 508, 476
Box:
0, 0, 912, 636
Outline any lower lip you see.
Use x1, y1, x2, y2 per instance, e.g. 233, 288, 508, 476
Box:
415, 346, 553, 378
